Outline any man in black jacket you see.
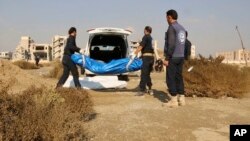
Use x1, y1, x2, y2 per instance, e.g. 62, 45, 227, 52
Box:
133, 26, 154, 96
56, 27, 81, 88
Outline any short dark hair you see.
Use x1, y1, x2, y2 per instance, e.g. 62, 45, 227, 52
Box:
166, 9, 178, 20
145, 26, 152, 33
68, 27, 77, 34
185, 31, 188, 37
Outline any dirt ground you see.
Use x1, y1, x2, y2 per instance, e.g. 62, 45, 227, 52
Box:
85, 73, 250, 141
1, 60, 250, 141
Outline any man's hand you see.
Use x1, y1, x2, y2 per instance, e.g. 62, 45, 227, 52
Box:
163, 60, 169, 66
129, 52, 136, 60
80, 49, 85, 54
126, 52, 137, 70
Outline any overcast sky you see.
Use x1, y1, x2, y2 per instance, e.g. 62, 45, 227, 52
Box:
0, 0, 249, 56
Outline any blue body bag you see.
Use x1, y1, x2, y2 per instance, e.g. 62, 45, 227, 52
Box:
71, 54, 142, 75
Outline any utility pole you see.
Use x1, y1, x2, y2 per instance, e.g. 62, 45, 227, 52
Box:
236, 26, 247, 66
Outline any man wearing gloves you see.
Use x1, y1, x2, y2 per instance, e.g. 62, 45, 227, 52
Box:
163, 10, 186, 107
131, 26, 154, 96
56, 27, 82, 88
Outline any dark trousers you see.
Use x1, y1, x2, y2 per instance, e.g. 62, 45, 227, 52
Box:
57, 55, 81, 88
35, 60, 39, 66
166, 58, 184, 96
139, 56, 154, 91
35, 59, 39, 66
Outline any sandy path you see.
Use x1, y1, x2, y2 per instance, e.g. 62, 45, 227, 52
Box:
85, 73, 250, 141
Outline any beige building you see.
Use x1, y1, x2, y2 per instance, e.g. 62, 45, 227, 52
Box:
32, 44, 52, 61
216, 49, 250, 64
191, 45, 196, 59
52, 35, 67, 60
13, 36, 52, 62
13, 36, 35, 60
0, 51, 12, 60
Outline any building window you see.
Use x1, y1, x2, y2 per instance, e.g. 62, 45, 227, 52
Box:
36, 46, 44, 50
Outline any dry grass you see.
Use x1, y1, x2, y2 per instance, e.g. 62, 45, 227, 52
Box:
39, 62, 52, 67
0, 78, 94, 140
183, 55, 250, 98
13, 60, 39, 69
48, 60, 63, 79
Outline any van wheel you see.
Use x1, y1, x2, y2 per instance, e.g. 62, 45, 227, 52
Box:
118, 75, 129, 81
86, 74, 95, 77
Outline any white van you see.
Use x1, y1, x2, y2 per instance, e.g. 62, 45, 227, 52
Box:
84, 27, 132, 81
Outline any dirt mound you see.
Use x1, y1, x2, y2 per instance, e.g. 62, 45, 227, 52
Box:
0, 59, 52, 92
183, 56, 250, 98
13, 60, 39, 69
47, 60, 63, 79
0, 79, 94, 140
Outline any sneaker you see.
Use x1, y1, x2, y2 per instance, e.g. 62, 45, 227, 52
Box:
165, 96, 178, 108
178, 95, 186, 106
135, 91, 145, 96
147, 89, 154, 96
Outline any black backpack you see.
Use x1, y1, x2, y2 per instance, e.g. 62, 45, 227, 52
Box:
184, 39, 192, 60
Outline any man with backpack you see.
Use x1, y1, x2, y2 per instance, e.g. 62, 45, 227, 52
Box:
163, 9, 187, 107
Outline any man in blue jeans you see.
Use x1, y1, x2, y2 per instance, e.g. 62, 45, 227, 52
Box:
163, 9, 186, 107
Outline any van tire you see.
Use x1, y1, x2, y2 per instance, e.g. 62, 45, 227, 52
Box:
86, 74, 95, 77
81, 68, 85, 75
118, 75, 129, 81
